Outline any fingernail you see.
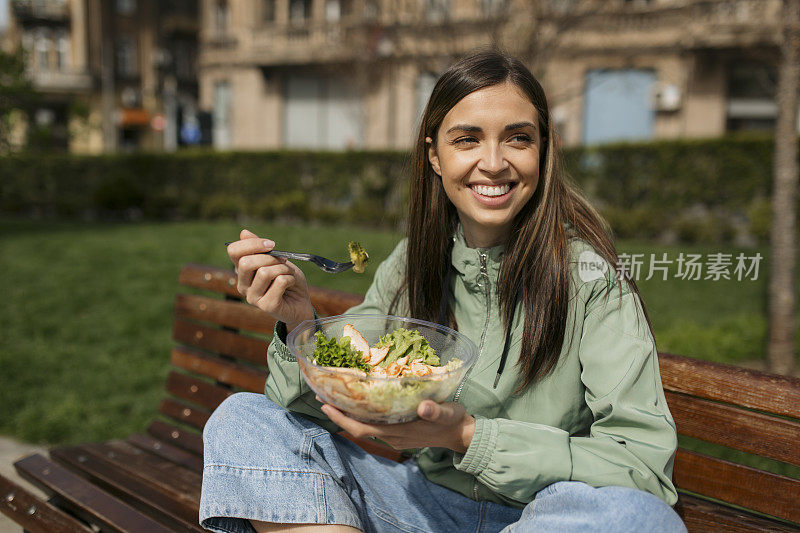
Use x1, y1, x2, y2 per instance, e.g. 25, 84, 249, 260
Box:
264, 239, 274, 248
421, 404, 432, 417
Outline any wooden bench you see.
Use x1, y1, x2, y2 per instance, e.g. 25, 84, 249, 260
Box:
1, 263, 799, 532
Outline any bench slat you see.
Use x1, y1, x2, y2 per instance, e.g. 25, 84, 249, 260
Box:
0, 473, 95, 533
173, 319, 269, 367
178, 264, 364, 316
14, 454, 175, 533
674, 448, 800, 523
179, 264, 241, 298
171, 347, 266, 393
659, 353, 800, 420
147, 420, 204, 456
307, 286, 365, 316
160, 398, 211, 431
87, 442, 201, 500
677, 493, 800, 532
166, 371, 233, 412
126, 434, 204, 473
175, 294, 277, 335
50, 444, 202, 532
666, 391, 800, 467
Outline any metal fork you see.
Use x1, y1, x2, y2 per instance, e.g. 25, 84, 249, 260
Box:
225, 243, 354, 273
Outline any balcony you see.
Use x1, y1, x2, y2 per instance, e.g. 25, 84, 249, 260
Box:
29, 69, 93, 93
201, 23, 371, 67
12, 0, 69, 23
684, 0, 783, 49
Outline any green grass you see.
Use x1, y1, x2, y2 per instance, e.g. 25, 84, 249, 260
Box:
0, 218, 398, 444
0, 218, 797, 450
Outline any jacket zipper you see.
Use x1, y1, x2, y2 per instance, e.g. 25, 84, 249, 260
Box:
417, 253, 491, 499
454, 252, 491, 502
454, 252, 491, 403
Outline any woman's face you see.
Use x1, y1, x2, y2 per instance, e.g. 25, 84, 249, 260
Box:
427, 81, 542, 248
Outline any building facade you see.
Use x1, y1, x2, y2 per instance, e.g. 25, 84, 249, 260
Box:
1, 0, 200, 153
197, 0, 789, 150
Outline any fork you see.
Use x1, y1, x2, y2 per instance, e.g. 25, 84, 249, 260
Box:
225, 243, 354, 273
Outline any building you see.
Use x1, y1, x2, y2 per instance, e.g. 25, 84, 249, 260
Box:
1, 0, 200, 153
197, 0, 789, 151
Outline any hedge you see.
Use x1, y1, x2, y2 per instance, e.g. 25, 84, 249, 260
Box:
0, 133, 794, 244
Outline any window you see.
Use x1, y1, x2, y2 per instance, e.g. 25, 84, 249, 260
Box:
116, 0, 137, 15
582, 69, 655, 145
425, 0, 449, 22
262, 0, 275, 22
116, 35, 138, 77
341, 0, 354, 18
213, 80, 232, 149
35, 31, 51, 71
364, 0, 379, 20
326, 0, 341, 21
726, 62, 777, 132
480, 0, 506, 17
284, 75, 364, 149
56, 32, 70, 71
214, 1, 230, 37
416, 72, 438, 121
290, 0, 312, 23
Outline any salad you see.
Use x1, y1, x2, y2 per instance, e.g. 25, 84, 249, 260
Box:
306, 323, 464, 422
312, 324, 462, 378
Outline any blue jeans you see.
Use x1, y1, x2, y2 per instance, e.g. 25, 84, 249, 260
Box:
201, 393, 685, 533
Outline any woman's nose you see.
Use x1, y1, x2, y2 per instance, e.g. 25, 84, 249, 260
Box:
476, 143, 509, 174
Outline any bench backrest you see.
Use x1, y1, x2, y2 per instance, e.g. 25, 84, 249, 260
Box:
162, 264, 800, 531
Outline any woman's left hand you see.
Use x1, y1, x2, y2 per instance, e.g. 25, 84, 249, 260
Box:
319, 398, 476, 453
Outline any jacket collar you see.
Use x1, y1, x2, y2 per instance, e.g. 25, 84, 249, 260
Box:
450, 224, 504, 279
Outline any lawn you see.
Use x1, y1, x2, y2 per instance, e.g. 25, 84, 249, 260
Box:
0, 218, 797, 449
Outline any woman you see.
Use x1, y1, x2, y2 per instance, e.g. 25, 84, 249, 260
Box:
201, 50, 686, 533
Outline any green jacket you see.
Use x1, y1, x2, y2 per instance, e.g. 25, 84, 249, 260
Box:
264, 232, 679, 508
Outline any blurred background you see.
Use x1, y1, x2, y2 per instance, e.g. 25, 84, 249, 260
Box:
0, 0, 789, 152
0, 0, 797, 473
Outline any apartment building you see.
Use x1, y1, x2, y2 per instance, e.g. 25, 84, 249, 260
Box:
2, 0, 199, 153
197, 0, 787, 150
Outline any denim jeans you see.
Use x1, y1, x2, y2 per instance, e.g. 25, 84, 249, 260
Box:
200, 393, 685, 533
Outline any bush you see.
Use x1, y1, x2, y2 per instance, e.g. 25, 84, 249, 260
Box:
0, 134, 793, 241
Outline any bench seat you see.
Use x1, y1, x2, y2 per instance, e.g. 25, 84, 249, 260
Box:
2, 264, 799, 532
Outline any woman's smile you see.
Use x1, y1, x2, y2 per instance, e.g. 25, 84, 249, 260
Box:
469, 181, 517, 205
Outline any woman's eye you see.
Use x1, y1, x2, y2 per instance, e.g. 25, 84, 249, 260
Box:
509, 134, 532, 143
453, 137, 478, 145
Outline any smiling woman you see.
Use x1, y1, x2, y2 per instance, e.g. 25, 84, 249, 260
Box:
201, 50, 686, 533
426, 83, 542, 248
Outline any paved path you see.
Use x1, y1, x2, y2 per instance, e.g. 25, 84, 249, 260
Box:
0, 437, 48, 533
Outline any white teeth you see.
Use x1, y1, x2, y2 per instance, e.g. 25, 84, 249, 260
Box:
471, 184, 511, 197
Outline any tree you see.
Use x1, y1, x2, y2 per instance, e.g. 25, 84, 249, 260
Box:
0, 48, 36, 151
767, 0, 800, 375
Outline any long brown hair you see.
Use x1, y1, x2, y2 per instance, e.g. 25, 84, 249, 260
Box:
393, 49, 655, 392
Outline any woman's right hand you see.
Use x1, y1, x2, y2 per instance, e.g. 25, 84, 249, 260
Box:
227, 229, 315, 333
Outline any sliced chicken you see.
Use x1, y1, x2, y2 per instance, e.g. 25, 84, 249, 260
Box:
368, 346, 390, 366
342, 323, 370, 360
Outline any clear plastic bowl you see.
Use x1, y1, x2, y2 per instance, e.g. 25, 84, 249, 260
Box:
287, 314, 479, 424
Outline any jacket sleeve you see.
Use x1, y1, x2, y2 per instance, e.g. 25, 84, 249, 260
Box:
452, 279, 679, 506
263, 239, 408, 431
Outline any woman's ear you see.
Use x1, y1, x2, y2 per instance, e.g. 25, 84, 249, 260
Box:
426, 136, 441, 176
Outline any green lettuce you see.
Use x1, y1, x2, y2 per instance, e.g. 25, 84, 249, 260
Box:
311, 331, 371, 372
374, 328, 440, 367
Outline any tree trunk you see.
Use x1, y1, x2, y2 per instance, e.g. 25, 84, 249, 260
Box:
768, 0, 800, 375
